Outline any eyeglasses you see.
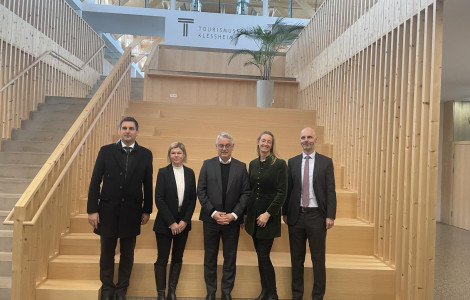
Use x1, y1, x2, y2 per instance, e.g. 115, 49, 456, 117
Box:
217, 144, 232, 149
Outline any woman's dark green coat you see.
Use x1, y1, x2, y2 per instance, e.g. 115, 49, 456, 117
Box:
245, 155, 287, 239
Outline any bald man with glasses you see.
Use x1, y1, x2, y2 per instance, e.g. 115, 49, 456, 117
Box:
282, 127, 336, 300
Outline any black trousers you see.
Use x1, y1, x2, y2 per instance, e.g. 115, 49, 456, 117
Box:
253, 237, 276, 293
100, 236, 136, 297
203, 221, 240, 295
288, 209, 327, 300
155, 230, 189, 265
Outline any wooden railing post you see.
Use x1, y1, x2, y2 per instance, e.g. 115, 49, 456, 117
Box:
11, 206, 36, 299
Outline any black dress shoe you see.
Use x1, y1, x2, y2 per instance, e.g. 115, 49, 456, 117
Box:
255, 289, 267, 300
221, 293, 232, 300
205, 293, 216, 300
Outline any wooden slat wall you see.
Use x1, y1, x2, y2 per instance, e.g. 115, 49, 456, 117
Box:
285, 0, 443, 299
10, 48, 133, 300
0, 0, 104, 142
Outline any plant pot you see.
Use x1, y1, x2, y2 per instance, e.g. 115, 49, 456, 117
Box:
256, 80, 274, 107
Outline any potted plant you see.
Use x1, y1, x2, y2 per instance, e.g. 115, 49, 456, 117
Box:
228, 17, 304, 107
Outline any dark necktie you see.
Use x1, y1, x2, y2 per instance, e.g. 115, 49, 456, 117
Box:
123, 147, 132, 179
302, 156, 310, 207
123, 146, 132, 154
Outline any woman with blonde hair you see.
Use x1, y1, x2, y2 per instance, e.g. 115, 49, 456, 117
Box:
245, 131, 287, 300
153, 142, 196, 300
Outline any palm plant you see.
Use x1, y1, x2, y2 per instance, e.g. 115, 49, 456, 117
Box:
228, 18, 304, 80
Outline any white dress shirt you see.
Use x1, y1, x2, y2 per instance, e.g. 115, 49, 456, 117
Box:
172, 165, 185, 208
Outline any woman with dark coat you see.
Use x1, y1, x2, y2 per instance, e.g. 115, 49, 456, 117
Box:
245, 131, 288, 300
153, 142, 197, 300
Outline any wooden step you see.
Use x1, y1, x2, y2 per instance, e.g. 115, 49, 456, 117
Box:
77, 173, 352, 217
149, 157, 343, 189
0, 252, 12, 277
75, 185, 357, 228
158, 160, 346, 195
127, 101, 316, 124
151, 159, 346, 196
0, 276, 11, 300
136, 118, 325, 144
36, 279, 101, 300
77, 190, 356, 221
125, 135, 333, 162
46, 249, 394, 299
64, 217, 371, 255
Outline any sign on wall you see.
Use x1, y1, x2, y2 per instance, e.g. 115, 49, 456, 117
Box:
164, 11, 309, 50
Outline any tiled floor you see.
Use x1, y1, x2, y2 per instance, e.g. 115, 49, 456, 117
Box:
434, 222, 470, 300
129, 222, 470, 299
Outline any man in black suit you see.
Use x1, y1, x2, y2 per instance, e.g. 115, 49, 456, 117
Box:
197, 132, 251, 300
87, 116, 153, 300
282, 127, 336, 300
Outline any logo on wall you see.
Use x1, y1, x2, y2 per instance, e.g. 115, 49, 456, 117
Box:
178, 18, 194, 37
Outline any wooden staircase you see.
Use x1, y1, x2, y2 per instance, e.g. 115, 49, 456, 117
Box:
36, 101, 395, 299
0, 96, 90, 300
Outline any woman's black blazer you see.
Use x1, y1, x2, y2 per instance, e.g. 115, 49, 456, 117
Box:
153, 164, 197, 234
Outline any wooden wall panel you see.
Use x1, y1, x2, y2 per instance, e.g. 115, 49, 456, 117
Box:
144, 74, 298, 108
451, 142, 470, 230
146, 45, 287, 79
441, 103, 470, 231
440, 101, 453, 224
285, 1, 443, 299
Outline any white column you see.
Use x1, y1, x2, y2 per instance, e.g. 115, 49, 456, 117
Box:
263, 0, 268, 16
171, 0, 176, 10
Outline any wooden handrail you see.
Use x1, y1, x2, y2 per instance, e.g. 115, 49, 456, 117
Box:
13, 47, 132, 213
0, 50, 52, 93
0, 45, 105, 93
3, 61, 131, 226
10, 46, 134, 299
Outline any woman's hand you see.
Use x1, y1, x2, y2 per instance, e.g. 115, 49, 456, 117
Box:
256, 212, 271, 227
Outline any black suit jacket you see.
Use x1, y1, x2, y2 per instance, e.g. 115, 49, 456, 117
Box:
153, 164, 197, 234
283, 152, 336, 226
87, 141, 153, 238
197, 157, 251, 225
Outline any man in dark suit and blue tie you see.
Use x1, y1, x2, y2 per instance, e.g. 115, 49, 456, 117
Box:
87, 116, 153, 300
197, 132, 251, 300
283, 127, 336, 300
